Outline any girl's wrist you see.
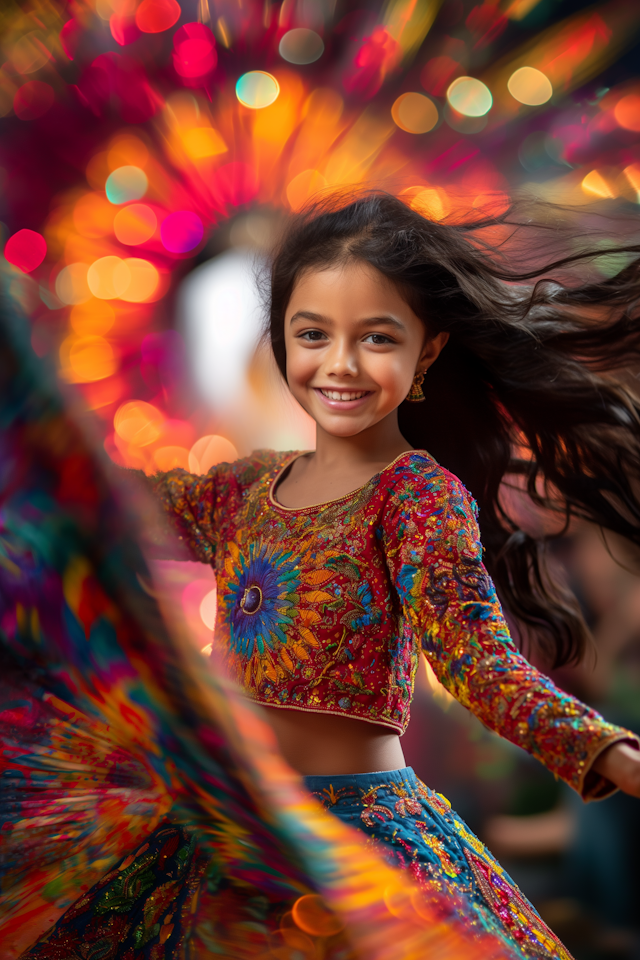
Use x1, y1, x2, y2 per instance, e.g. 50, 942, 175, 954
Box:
591, 741, 640, 798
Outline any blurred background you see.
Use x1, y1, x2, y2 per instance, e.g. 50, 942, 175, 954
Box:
2, 0, 640, 955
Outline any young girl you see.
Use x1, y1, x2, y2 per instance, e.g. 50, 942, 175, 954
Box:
5, 192, 640, 959
148, 192, 640, 956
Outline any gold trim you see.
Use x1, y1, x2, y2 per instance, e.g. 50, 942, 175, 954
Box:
268, 449, 431, 513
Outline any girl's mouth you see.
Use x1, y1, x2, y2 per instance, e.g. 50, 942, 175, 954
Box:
313, 388, 373, 411
319, 389, 369, 401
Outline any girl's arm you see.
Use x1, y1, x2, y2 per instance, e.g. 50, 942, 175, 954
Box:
385, 472, 640, 801
143, 450, 284, 564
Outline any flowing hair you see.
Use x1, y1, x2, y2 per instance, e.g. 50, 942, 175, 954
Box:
265, 191, 640, 668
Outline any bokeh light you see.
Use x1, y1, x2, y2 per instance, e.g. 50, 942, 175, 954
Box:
87, 256, 131, 299
153, 445, 190, 470
409, 187, 451, 221
105, 166, 148, 204
13, 81, 54, 121
120, 258, 160, 301
236, 72, 280, 109
173, 23, 217, 78
107, 137, 149, 170
199, 588, 217, 630
391, 93, 438, 133
291, 895, 344, 937
4, 229, 46, 273
507, 67, 553, 106
135, 0, 181, 33
55, 263, 91, 305
614, 94, 640, 132
114, 204, 157, 244
188, 435, 238, 474
70, 300, 115, 336
73, 193, 115, 238
279, 29, 324, 65
286, 169, 329, 211
60, 334, 118, 382
182, 127, 227, 159
114, 400, 164, 445
161, 211, 204, 253
581, 170, 614, 198
446, 77, 493, 117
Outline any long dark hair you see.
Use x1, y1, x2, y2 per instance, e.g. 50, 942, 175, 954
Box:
266, 191, 640, 668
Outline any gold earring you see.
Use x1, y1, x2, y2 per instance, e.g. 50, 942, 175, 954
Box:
406, 370, 425, 403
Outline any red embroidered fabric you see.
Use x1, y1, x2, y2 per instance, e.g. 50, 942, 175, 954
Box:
151, 449, 637, 798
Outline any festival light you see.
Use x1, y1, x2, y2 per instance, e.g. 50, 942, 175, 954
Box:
114, 400, 164, 446
173, 23, 217, 79
236, 71, 280, 109
446, 77, 493, 117
13, 81, 54, 120
87, 256, 131, 299
135, 0, 181, 33
70, 300, 115, 336
182, 127, 227, 159
188, 435, 239, 474
55, 263, 91, 305
114, 204, 157, 245
4, 229, 46, 273
507, 67, 553, 106
391, 93, 438, 133
74, 194, 115, 238
59, 334, 118, 382
279, 29, 324, 65
105, 167, 148, 204
286, 170, 329, 211
581, 169, 615, 198
614, 93, 640, 132
161, 211, 204, 253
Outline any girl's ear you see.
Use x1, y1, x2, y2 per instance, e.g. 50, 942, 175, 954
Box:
419, 331, 449, 372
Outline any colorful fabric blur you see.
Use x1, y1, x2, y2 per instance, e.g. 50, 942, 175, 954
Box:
0, 288, 521, 957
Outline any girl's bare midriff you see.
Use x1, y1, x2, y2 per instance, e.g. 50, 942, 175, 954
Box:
260, 704, 406, 775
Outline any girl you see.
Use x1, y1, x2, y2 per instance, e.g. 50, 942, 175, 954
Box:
148, 192, 640, 956
4, 191, 640, 959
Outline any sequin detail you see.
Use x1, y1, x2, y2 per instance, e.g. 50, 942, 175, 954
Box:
306, 768, 573, 960
153, 450, 636, 797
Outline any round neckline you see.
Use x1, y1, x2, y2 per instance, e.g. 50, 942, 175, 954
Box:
268, 449, 429, 514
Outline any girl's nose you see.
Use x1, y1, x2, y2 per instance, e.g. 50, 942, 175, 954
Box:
325, 338, 359, 377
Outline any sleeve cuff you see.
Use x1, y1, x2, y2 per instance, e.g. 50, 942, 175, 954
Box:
578, 733, 640, 802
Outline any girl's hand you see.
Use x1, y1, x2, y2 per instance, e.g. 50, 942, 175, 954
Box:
592, 742, 640, 798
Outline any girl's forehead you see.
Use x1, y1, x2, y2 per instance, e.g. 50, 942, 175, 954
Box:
290, 260, 400, 300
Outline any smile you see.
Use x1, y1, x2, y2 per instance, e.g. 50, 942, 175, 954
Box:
318, 389, 371, 401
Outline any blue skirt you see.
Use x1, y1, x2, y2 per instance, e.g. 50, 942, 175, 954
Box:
304, 766, 573, 960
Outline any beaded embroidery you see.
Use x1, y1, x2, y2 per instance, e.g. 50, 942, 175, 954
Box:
152, 449, 636, 797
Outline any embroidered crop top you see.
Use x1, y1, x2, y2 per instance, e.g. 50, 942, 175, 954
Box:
150, 449, 637, 799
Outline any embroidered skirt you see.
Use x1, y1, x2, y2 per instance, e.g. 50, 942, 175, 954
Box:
304, 766, 573, 960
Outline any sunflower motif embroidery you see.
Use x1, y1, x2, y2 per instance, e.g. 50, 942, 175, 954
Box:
224, 539, 299, 659
222, 538, 326, 689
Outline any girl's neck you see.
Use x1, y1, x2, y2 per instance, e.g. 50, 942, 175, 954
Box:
311, 413, 412, 472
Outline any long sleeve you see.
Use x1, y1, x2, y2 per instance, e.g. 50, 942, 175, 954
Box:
385, 468, 639, 800
147, 449, 285, 564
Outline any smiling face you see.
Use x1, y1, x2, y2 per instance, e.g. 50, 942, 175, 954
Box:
283, 260, 448, 440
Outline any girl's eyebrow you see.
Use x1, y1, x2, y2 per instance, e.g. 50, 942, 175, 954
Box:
289, 311, 405, 331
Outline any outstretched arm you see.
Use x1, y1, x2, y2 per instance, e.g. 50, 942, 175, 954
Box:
386, 470, 639, 801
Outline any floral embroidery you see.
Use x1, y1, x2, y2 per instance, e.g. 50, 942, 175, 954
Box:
463, 849, 573, 960
153, 449, 636, 795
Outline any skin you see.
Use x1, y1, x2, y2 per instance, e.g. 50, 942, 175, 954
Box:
260, 260, 640, 798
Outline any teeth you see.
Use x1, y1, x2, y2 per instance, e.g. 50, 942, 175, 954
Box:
320, 389, 368, 401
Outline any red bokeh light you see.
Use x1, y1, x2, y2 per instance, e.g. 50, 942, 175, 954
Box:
13, 82, 55, 121
4, 229, 47, 273
160, 211, 204, 253
136, 0, 181, 34
110, 13, 141, 47
172, 23, 217, 79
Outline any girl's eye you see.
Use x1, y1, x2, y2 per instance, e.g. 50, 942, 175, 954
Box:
364, 333, 393, 345
300, 330, 327, 341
